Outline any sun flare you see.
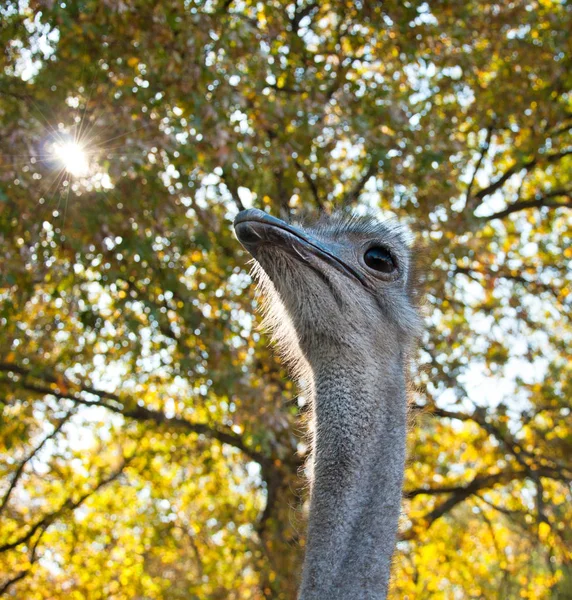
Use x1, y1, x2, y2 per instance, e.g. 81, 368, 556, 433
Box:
52, 141, 89, 177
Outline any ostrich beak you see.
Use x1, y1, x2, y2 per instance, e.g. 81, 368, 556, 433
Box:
234, 209, 365, 284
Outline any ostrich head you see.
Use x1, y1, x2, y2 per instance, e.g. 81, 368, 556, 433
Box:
234, 209, 422, 368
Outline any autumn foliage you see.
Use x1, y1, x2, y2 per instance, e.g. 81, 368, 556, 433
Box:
0, 1, 571, 598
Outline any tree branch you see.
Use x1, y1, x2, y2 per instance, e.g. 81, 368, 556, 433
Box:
404, 470, 521, 500
465, 126, 494, 209
341, 160, 377, 207
0, 362, 285, 534
267, 83, 305, 95
221, 171, 245, 211
471, 148, 572, 206
0, 523, 46, 596
413, 402, 572, 481
0, 456, 132, 554
402, 469, 526, 540
452, 264, 564, 301
477, 189, 572, 222
0, 363, 270, 468
0, 412, 74, 516
290, 1, 319, 32
293, 157, 324, 210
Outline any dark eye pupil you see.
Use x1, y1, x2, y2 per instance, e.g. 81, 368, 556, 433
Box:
364, 247, 396, 273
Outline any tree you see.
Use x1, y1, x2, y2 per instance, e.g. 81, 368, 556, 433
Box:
0, 0, 570, 598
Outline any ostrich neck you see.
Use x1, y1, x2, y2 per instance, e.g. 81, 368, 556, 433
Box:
298, 346, 407, 600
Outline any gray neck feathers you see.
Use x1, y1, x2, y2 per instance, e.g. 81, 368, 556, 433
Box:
298, 346, 407, 600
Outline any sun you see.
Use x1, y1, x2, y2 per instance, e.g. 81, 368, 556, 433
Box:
52, 141, 90, 177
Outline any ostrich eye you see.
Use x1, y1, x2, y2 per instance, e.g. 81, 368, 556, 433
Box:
364, 246, 396, 273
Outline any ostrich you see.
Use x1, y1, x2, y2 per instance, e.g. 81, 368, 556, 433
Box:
234, 208, 422, 600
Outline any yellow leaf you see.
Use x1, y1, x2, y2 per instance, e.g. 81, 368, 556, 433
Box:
538, 521, 550, 542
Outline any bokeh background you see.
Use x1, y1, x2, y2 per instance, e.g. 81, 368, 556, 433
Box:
1, 1, 571, 598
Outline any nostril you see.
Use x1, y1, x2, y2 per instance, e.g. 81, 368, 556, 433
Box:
235, 222, 263, 245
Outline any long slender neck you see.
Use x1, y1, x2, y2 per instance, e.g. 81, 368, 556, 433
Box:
298, 345, 408, 600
